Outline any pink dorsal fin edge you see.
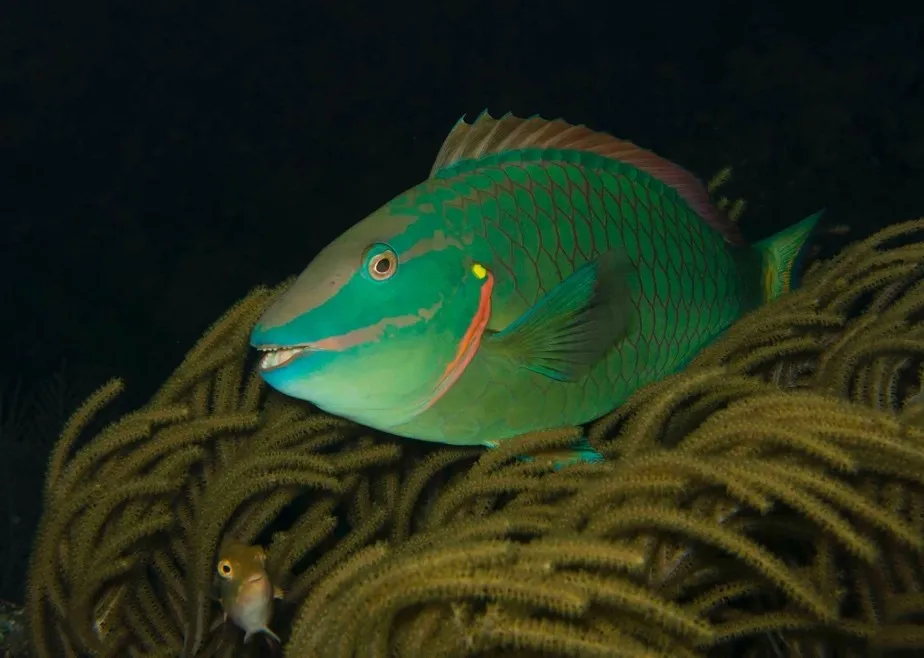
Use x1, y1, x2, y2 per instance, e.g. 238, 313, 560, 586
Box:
431, 111, 746, 246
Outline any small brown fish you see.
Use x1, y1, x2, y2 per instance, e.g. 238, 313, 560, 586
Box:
216, 540, 284, 643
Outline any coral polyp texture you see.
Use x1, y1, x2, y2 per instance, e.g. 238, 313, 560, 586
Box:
26, 218, 924, 657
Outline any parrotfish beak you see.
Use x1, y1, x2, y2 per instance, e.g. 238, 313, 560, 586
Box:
250, 323, 322, 373
252, 343, 318, 372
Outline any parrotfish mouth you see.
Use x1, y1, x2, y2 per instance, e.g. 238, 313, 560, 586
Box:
254, 344, 321, 371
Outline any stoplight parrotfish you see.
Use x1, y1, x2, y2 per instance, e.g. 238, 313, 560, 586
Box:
251, 111, 820, 465
216, 540, 284, 644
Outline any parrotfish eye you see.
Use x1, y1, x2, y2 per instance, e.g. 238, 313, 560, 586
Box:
217, 560, 234, 579
364, 244, 398, 282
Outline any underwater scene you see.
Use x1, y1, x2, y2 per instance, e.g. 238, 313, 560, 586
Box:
2, 2, 923, 657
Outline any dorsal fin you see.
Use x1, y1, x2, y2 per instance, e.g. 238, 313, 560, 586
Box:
431, 111, 746, 246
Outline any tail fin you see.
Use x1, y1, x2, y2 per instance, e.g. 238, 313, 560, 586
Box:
754, 210, 824, 302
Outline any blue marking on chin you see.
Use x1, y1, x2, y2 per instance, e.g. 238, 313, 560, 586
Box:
259, 363, 308, 398
259, 366, 295, 393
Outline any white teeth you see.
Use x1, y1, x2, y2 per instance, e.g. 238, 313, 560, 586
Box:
259, 347, 305, 370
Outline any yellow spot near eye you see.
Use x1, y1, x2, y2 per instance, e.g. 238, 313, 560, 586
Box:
472, 263, 487, 280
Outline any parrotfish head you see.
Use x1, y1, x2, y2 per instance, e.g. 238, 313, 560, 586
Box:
251, 185, 491, 433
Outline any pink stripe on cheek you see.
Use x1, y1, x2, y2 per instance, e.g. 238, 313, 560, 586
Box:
310, 300, 444, 351
312, 326, 380, 350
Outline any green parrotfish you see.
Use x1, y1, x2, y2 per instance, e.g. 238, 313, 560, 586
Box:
251, 112, 820, 464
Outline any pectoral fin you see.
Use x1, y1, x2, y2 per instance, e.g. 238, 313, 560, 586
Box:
483, 250, 635, 381
520, 437, 606, 468
483, 436, 605, 468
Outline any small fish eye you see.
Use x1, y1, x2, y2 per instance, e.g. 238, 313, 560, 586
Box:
368, 249, 397, 281
218, 560, 233, 578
